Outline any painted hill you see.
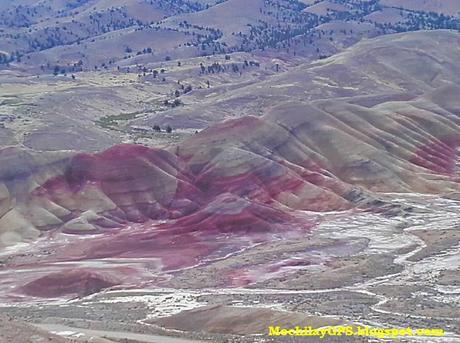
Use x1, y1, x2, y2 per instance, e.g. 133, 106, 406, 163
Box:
1, 83, 459, 248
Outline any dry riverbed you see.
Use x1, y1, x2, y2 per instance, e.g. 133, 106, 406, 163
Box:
0, 195, 459, 342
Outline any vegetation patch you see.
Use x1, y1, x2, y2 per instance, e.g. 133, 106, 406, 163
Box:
95, 112, 141, 130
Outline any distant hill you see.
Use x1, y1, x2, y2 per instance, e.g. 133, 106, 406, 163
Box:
381, 0, 460, 18
0, 0, 459, 73
137, 30, 460, 128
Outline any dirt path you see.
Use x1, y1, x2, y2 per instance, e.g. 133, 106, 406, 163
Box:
36, 323, 206, 343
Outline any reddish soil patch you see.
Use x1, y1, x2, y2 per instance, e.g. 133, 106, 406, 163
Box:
21, 269, 120, 297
